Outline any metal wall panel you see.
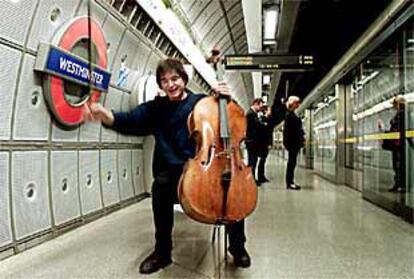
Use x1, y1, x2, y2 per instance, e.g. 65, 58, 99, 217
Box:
0, 45, 21, 140
27, 0, 80, 52
132, 41, 151, 78
111, 31, 143, 90
79, 120, 101, 142
118, 92, 133, 143
50, 151, 81, 226
12, 151, 51, 240
51, 122, 79, 142
0, 153, 12, 247
76, 0, 107, 25
101, 88, 122, 142
100, 150, 120, 206
101, 13, 125, 71
79, 94, 103, 142
0, 0, 36, 45
143, 137, 155, 192
144, 52, 161, 76
79, 150, 102, 215
132, 150, 145, 195
13, 54, 50, 140
118, 150, 134, 200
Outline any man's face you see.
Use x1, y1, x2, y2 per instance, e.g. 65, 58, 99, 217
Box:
292, 100, 300, 110
160, 70, 186, 101
253, 102, 263, 112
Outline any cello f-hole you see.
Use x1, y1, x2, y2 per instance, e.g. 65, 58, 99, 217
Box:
201, 144, 215, 166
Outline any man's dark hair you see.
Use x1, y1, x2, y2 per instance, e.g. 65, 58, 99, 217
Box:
261, 104, 269, 112
251, 98, 264, 105
156, 58, 189, 88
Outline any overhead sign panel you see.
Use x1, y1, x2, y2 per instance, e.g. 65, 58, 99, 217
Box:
224, 54, 314, 71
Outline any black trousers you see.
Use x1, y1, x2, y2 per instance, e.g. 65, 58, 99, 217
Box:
257, 149, 269, 180
152, 166, 246, 257
392, 150, 402, 188
247, 147, 259, 180
285, 149, 299, 186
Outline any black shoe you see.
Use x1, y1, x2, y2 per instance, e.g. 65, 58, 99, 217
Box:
139, 251, 172, 274
229, 247, 251, 268
287, 184, 301, 190
257, 177, 270, 183
255, 180, 262, 187
388, 185, 399, 192
396, 187, 406, 193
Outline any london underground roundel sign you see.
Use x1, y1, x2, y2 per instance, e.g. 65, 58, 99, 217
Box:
34, 16, 110, 129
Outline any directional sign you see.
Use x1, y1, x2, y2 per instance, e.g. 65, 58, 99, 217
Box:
224, 54, 314, 71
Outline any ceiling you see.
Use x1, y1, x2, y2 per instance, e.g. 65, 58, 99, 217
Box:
273, 0, 392, 104
171, 0, 393, 109
172, 0, 254, 108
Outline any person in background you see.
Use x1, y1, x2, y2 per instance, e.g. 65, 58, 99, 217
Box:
257, 105, 273, 184
245, 98, 265, 185
283, 96, 304, 190
269, 97, 287, 127
83, 58, 251, 274
379, 95, 406, 193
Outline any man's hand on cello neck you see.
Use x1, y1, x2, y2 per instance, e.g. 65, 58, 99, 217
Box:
211, 81, 231, 98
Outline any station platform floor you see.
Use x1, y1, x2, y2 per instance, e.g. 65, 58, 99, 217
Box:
0, 155, 413, 279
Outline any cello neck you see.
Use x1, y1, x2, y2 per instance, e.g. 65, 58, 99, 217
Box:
219, 97, 230, 143
215, 61, 230, 144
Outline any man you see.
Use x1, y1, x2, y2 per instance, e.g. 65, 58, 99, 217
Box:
84, 58, 251, 274
283, 96, 304, 190
245, 98, 265, 185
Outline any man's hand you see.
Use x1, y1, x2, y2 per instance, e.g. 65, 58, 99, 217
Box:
211, 81, 231, 97
83, 103, 114, 126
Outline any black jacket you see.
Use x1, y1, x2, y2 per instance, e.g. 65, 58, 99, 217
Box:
245, 108, 266, 151
283, 111, 305, 151
269, 99, 287, 128
382, 110, 404, 151
111, 91, 204, 175
257, 115, 273, 151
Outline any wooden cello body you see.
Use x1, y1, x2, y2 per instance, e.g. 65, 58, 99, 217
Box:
178, 96, 257, 224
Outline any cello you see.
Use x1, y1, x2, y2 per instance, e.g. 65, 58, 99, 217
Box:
178, 52, 257, 225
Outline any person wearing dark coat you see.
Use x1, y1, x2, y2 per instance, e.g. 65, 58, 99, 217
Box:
269, 97, 288, 128
283, 96, 304, 190
379, 95, 406, 193
245, 98, 265, 185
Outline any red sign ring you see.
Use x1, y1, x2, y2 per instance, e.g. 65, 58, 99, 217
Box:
45, 17, 108, 128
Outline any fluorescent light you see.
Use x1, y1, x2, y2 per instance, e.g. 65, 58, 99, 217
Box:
264, 9, 278, 40
263, 39, 277, 45
263, 74, 270, 85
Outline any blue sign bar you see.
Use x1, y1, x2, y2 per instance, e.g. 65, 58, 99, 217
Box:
46, 47, 111, 92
